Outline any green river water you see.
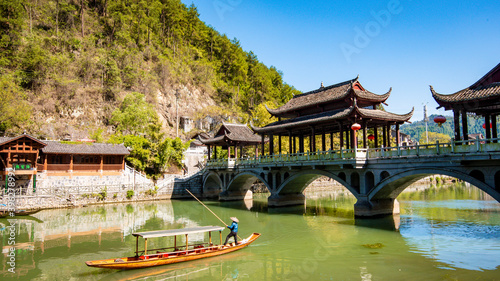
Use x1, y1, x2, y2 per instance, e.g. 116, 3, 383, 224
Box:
1, 183, 500, 280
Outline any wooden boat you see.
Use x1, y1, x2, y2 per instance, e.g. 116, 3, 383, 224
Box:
85, 226, 261, 270
0, 209, 41, 218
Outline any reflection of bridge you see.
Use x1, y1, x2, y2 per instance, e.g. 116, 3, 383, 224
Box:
203, 139, 500, 216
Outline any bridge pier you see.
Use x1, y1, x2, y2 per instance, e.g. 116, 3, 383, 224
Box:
354, 197, 399, 217
268, 193, 306, 207
219, 190, 253, 201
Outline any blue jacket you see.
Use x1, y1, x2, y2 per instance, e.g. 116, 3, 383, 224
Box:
228, 221, 238, 233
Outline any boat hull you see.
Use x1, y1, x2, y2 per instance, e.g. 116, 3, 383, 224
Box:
86, 232, 260, 270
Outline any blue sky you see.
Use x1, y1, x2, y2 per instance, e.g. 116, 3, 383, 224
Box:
181, 0, 500, 121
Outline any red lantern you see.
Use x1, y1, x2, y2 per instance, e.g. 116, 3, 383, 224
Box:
351, 123, 361, 131
434, 115, 446, 127
368, 134, 375, 141
482, 123, 492, 129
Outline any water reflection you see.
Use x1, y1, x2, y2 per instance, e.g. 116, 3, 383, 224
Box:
0, 182, 499, 280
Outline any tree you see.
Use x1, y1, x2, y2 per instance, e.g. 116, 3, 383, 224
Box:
110, 92, 157, 135
0, 74, 31, 132
419, 131, 451, 144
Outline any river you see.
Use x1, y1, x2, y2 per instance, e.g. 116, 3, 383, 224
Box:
1, 182, 499, 280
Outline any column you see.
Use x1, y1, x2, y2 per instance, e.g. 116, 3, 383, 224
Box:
43, 154, 47, 171
374, 126, 379, 148
99, 155, 103, 172
227, 146, 231, 159
255, 145, 258, 158
322, 130, 326, 152
311, 127, 316, 152
299, 134, 304, 153
362, 122, 367, 148
382, 125, 387, 147
396, 124, 400, 147
214, 146, 218, 159
339, 123, 344, 148
492, 114, 498, 143
485, 114, 491, 142
288, 131, 292, 154
235, 145, 238, 159
350, 129, 355, 150
70, 154, 74, 171
461, 109, 469, 142
261, 135, 265, 156
453, 108, 461, 143
269, 134, 274, 156
387, 124, 392, 147
330, 132, 334, 151
278, 134, 282, 155
293, 135, 296, 153
345, 128, 350, 149
207, 145, 211, 160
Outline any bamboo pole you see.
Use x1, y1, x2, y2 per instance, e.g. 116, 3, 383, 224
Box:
185, 189, 242, 241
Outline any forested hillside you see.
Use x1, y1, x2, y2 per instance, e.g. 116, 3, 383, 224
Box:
400, 114, 499, 142
0, 0, 299, 139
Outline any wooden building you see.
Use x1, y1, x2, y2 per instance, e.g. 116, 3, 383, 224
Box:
431, 62, 500, 143
251, 77, 413, 154
1, 134, 129, 192
199, 123, 265, 160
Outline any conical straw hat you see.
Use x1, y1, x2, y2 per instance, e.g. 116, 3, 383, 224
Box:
230, 217, 239, 223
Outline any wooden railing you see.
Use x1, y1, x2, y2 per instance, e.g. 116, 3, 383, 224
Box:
44, 164, 124, 171
73, 164, 101, 171
206, 138, 500, 169
46, 164, 71, 171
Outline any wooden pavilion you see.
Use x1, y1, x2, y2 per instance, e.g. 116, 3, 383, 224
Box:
431, 62, 500, 143
199, 123, 265, 160
251, 77, 414, 154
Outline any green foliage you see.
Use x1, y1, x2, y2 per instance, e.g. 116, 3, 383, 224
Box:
126, 190, 134, 199
418, 131, 451, 144
0, 73, 31, 132
110, 92, 158, 135
401, 114, 499, 142
98, 187, 107, 201
144, 186, 159, 197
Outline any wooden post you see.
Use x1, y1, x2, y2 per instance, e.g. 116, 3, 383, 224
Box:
70, 154, 74, 171
485, 114, 492, 142
387, 124, 392, 147
362, 122, 367, 148
453, 108, 461, 143
382, 125, 388, 147
235, 145, 238, 159
261, 135, 265, 156
100, 155, 103, 171
330, 132, 334, 151
311, 127, 316, 152
209, 232, 212, 245
174, 236, 177, 250
208, 145, 211, 160
462, 109, 469, 142
492, 114, 498, 143
43, 154, 47, 171
288, 131, 292, 154
322, 130, 326, 152
374, 126, 378, 148
339, 123, 344, 148
219, 231, 222, 245
278, 134, 282, 154
144, 238, 148, 255
396, 124, 400, 147
269, 134, 274, 156
185, 234, 189, 250
135, 236, 139, 256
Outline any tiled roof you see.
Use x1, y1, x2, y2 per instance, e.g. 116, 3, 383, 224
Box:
251, 106, 413, 133
0, 134, 47, 147
41, 141, 130, 155
199, 123, 264, 145
266, 77, 391, 116
431, 83, 500, 104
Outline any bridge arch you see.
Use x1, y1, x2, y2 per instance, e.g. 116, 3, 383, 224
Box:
226, 171, 270, 193
203, 172, 223, 199
369, 168, 500, 202
275, 169, 358, 196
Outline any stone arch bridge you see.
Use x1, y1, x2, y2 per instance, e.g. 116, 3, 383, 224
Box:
201, 140, 500, 217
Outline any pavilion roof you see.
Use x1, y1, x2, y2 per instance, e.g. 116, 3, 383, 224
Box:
431, 63, 500, 114
199, 123, 264, 146
266, 77, 391, 118
251, 106, 413, 135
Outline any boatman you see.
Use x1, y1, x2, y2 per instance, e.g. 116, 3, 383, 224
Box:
224, 217, 239, 246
